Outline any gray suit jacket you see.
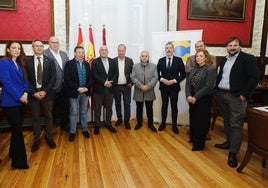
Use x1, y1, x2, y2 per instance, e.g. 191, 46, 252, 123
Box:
130, 62, 158, 102
185, 65, 216, 100
43, 49, 69, 92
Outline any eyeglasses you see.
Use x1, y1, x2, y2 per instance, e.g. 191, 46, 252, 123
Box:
50, 41, 59, 44
34, 45, 44, 48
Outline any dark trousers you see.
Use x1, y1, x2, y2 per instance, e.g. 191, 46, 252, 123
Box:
29, 99, 54, 142
94, 88, 114, 127
160, 89, 179, 126
5, 106, 28, 166
53, 87, 70, 128
136, 101, 153, 125
114, 85, 131, 122
189, 94, 212, 148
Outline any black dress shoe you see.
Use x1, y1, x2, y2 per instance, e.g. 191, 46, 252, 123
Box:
158, 123, 166, 131
172, 126, 179, 134
82, 131, 90, 138
94, 127, 100, 135
192, 145, 204, 151
148, 124, 157, 132
228, 152, 238, 168
124, 121, 131, 130
215, 141, 229, 149
134, 124, 142, 130
115, 119, 122, 126
60, 126, 70, 132
69, 133, 75, 142
107, 125, 117, 133
31, 140, 41, 152
12, 164, 29, 170
46, 139, 56, 149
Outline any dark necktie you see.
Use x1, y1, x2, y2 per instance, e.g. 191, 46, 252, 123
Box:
37, 57, 42, 85
167, 57, 171, 69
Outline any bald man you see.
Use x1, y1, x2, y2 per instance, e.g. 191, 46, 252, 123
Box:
92, 45, 118, 135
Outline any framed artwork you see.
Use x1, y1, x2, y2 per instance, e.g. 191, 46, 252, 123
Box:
188, 0, 247, 22
0, 0, 16, 11
177, 0, 255, 46
0, 0, 54, 43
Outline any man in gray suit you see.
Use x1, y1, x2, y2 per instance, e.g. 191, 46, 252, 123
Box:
44, 36, 70, 131
113, 44, 134, 130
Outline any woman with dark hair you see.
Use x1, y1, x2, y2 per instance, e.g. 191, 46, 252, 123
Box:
0, 41, 30, 169
185, 49, 216, 151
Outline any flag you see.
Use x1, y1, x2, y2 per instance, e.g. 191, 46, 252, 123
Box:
102, 25, 106, 45
87, 25, 95, 64
77, 24, 84, 46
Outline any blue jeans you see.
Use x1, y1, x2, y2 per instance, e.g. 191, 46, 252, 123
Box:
69, 94, 89, 134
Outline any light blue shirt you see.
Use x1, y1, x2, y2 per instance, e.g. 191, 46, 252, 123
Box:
218, 52, 239, 90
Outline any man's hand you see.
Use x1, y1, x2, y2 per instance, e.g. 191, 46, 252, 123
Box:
105, 81, 113, 88
78, 87, 88, 93
162, 79, 175, 86
140, 85, 148, 92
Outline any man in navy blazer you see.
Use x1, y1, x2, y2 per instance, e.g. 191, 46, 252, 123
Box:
157, 42, 186, 134
64, 46, 92, 142
214, 37, 259, 168
44, 36, 70, 131
92, 45, 118, 135
26, 40, 56, 152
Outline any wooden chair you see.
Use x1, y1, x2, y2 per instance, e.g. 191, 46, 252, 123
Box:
237, 107, 268, 172
210, 94, 220, 130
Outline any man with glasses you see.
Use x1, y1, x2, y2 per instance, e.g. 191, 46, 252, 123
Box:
27, 40, 56, 152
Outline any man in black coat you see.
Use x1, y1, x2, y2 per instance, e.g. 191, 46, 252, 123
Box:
27, 40, 56, 152
157, 42, 186, 134
92, 45, 118, 135
64, 46, 92, 142
214, 37, 259, 168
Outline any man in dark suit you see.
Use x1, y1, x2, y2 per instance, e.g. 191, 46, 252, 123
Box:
44, 36, 70, 131
214, 37, 259, 168
157, 42, 186, 134
64, 46, 92, 142
27, 40, 56, 152
113, 44, 134, 130
92, 45, 118, 135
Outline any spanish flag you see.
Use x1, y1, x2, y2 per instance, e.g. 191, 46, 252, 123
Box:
102, 25, 106, 45
87, 25, 95, 64
77, 24, 84, 46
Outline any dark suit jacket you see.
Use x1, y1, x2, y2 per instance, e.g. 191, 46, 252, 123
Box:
43, 49, 69, 92
157, 56, 186, 91
92, 57, 118, 94
186, 65, 216, 100
215, 51, 259, 100
0, 58, 30, 107
113, 56, 134, 85
64, 58, 92, 98
26, 55, 56, 101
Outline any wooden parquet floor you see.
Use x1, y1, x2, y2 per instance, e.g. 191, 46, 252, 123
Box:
0, 118, 267, 188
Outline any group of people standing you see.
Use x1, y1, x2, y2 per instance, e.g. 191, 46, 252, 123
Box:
0, 36, 259, 170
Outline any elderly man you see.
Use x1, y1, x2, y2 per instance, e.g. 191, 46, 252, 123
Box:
92, 45, 118, 135
44, 36, 70, 131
